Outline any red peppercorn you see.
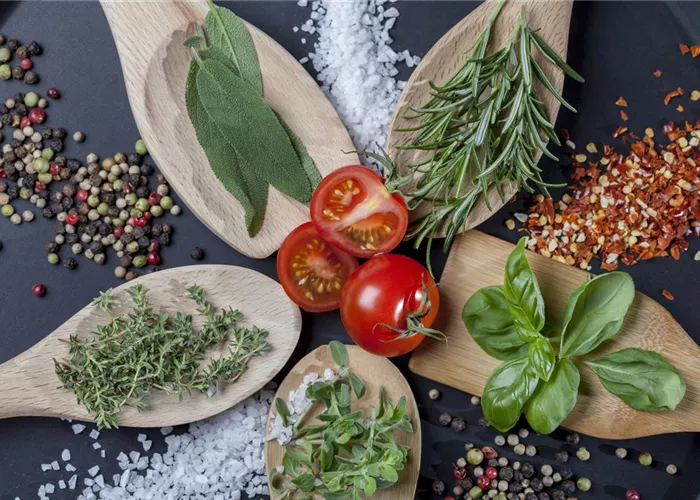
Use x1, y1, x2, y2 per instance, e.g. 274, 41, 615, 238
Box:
626, 490, 640, 500
134, 216, 147, 227
20, 116, 31, 129
148, 192, 162, 206
143, 211, 152, 221
453, 467, 467, 480
485, 467, 498, 479
47, 88, 60, 99
113, 227, 124, 238
20, 58, 32, 70
32, 284, 46, 297
148, 240, 160, 253
76, 189, 89, 201
28, 107, 46, 124
66, 213, 79, 225
481, 446, 498, 459
35, 181, 46, 191
122, 184, 132, 194
0, 168, 6, 179
49, 162, 61, 176
147, 251, 161, 266
477, 475, 490, 490
444, 497, 455, 500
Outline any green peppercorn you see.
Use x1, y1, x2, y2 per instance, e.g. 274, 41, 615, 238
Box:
135, 139, 148, 155
97, 202, 109, 216
87, 194, 100, 208
577, 477, 591, 492
150, 205, 164, 217
42, 148, 54, 161
130, 208, 143, 219
0, 48, 10, 63
48, 252, 59, 265
1, 204, 14, 217
112, 218, 124, 227
468, 486, 483, 499
34, 157, 49, 173
126, 241, 140, 254
0, 64, 10, 80
113, 179, 124, 192
576, 447, 590, 461
19, 187, 31, 200
159, 195, 174, 210
38, 173, 53, 185
467, 448, 484, 465
101, 157, 116, 170
23, 92, 39, 107
132, 255, 147, 268
639, 452, 652, 466
135, 198, 150, 212
125, 193, 137, 205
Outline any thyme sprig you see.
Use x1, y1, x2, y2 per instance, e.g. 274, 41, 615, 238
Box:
395, 0, 583, 253
55, 284, 269, 430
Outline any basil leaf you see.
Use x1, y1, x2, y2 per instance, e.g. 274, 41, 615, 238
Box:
329, 341, 348, 368
204, 0, 263, 94
196, 60, 313, 203
585, 348, 686, 411
559, 272, 635, 358
462, 285, 528, 360
481, 354, 539, 432
524, 359, 580, 434
503, 237, 545, 334
528, 337, 556, 381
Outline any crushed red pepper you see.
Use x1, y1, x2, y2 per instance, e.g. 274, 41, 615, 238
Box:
620, 110, 629, 122
680, 43, 690, 55
664, 87, 684, 106
662, 289, 675, 301
677, 104, 685, 113
692, 45, 700, 58
517, 121, 700, 272
615, 97, 628, 107
654, 70, 662, 78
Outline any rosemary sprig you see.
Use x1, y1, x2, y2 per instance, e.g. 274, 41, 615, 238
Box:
54, 284, 269, 430
395, 0, 583, 253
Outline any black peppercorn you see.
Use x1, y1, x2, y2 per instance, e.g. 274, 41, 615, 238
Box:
450, 416, 466, 432
487, 458, 499, 468
566, 432, 580, 445
107, 206, 120, 218
159, 233, 171, 246
140, 163, 154, 176
525, 494, 538, 500
49, 138, 63, 152
65, 233, 79, 245
52, 127, 67, 140
42, 128, 53, 139
0, 114, 10, 126
0, 104, 6, 115
42, 207, 53, 218
3, 151, 15, 164
45, 241, 59, 253
478, 417, 491, 428
151, 223, 163, 237
121, 232, 135, 244
551, 491, 565, 500
50, 202, 62, 215
15, 46, 29, 59
135, 186, 149, 198
530, 478, 543, 492
28, 41, 42, 56
97, 223, 110, 237
7, 39, 19, 51
156, 174, 167, 184
119, 255, 133, 268
431, 479, 445, 496
11, 66, 24, 80
438, 412, 452, 426
14, 103, 27, 116
53, 221, 65, 235
89, 241, 104, 254
131, 226, 145, 239
23, 70, 38, 85
456, 477, 473, 490
558, 467, 573, 480
63, 258, 77, 270
101, 193, 116, 206
509, 481, 523, 493
0, 181, 6, 193
61, 197, 73, 210
127, 153, 141, 166
520, 463, 534, 478
60, 168, 71, 181
537, 493, 550, 500
85, 224, 98, 237
67, 159, 81, 171
513, 471, 524, 483
560, 480, 575, 494
128, 173, 140, 186
499, 467, 514, 482
137, 236, 150, 248
554, 450, 568, 463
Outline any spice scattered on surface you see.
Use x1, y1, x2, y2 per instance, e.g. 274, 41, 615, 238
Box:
680, 43, 690, 55
662, 289, 675, 301
639, 452, 653, 466
616, 447, 628, 459
654, 69, 662, 78
677, 104, 684, 112
692, 45, 700, 58
664, 87, 684, 105
32, 283, 45, 297
621, 109, 629, 122
616, 96, 628, 107
428, 388, 441, 400
691, 90, 700, 102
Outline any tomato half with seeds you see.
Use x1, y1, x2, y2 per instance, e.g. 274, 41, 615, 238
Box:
277, 222, 359, 313
340, 254, 442, 357
310, 165, 408, 258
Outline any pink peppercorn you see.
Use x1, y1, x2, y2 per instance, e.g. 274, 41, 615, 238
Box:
627, 490, 640, 500
46, 88, 60, 99
19, 58, 32, 70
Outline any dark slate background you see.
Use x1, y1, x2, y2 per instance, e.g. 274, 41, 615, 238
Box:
0, 2, 699, 499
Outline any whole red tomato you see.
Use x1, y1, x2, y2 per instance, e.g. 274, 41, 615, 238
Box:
340, 254, 441, 357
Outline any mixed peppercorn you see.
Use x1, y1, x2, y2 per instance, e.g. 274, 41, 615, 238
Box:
0, 34, 41, 85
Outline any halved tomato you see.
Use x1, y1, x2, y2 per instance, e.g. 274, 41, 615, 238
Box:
277, 222, 359, 312
310, 166, 408, 258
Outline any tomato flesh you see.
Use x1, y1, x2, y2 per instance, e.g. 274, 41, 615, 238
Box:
311, 166, 408, 258
277, 222, 359, 312
340, 254, 439, 357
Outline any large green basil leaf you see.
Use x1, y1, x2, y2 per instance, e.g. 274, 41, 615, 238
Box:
503, 237, 546, 335
481, 354, 539, 432
559, 272, 635, 358
585, 348, 686, 411
462, 285, 528, 360
524, 359, 580, 434
528, 337, 556, 381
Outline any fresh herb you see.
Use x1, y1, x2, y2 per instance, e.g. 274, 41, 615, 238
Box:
185, 2, 320, 237
463, 237, 686, 432
270, 342, 412, 499
54, 285, 269, 429
393, 0, 583, 253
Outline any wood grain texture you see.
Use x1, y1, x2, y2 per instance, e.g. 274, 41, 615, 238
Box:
409, 231, 700, 439
387, 0, 572, 236
101, 1, 358, 259
265, 345, 420, 500
0, 265, 302, 427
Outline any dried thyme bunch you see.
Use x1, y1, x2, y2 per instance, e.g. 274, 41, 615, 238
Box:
55, 284, 269, 429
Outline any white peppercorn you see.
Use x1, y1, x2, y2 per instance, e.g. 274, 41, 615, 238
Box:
542, 476, 554, 488
81, 234, 92, 244
55, 234, 65, 245
615, 448, 627, 459
86, 153, 98, 163
525, 445, 537, 457
73, 131, 85, 143
473, 467, 484, 477
512, 461, 521, 471
498, 457, 508, 467
84, 249, 94, 260
10, 213, 21, 224
456, 457, 467, 468
38, 98, 48, 108
494, 435, 506, 446
552, 473, 562, 483
428, 388, 440, 400
666, 464, 677, 475
470, 395, 480, 405
507, 434, 520, 446
22, 126, 33, 137
36, 198, 46, 209
170, 205, 181, 216
21, 210, 34, 222
518, 428, 529, 439
498, 480, 508, 492
541, 465, 553, 476
156, 184, 169, 196
31, 132, 42, 143
12, 129, 23, 141
513, 444, 525, 455
94, 253, 106, 265
71, 243, 83, 255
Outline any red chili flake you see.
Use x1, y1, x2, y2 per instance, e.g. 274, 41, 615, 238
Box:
677, 104, 685, 112
680, 43, 691, 55
612, 126, 628, 138
615, 96, 628, 107
692, 45, 700, 58
620, 110, 629, 122
653, 69, 662, 78
662, 289, 675, 301
664, 87, 684, 106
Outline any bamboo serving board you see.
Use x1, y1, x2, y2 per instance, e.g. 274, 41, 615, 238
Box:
265, 345, 421, 500
0, 265, 302, 427
387, 0, 573, 235
410, 231, 700, 439
101, 1, 357, 259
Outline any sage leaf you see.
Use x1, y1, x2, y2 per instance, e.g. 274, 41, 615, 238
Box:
481, 354, 539, 432
329, 341, 348, 368
275, 397, 292, 427
462, 285, 528, 360
292, 472, 316, 492
559, 272, 635, 358
274, 110, 321, 188
503, 237, 546, 334
524, 359, 580, 434
204, 0, 263, 94
585, 348, 686, 411
196, 60, 313, 203
364, 476, 377, 496
185, 63, 266, 236
528, 337, 556, 381
349, 372, 366, 398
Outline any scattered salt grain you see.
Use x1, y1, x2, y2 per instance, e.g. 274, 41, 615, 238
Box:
68, 474, 78, 490
45, 483, 55, 494
119, 470, 130, 488
41, 463, 52, 472
137, 433, 147, 443
100, 450, 106, 458
51, 461, 60, 471
159, 426, 173, 436
58, 480, 66, 490
71, 424, 86, 435
142, 440, 152, 452
92, 442, 101, 450
88, 465, 100, 477
65, 463, 76, 472
129, 451, 140, 463
95, 475, 105, 488
89, 429, 100, 440
61, 449, 71, 462
84, 478, 94, 487
299, 57, 309, 64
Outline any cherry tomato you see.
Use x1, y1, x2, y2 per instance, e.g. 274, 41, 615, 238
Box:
310, 165, 408, 258
340, 254, 440, 357
277, 222, 359, 313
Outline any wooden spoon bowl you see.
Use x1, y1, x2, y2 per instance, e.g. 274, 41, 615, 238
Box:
387, 0, 573, 236
264, 344, 421, 499
0, 265, 302, 427
101, 1, 358, 259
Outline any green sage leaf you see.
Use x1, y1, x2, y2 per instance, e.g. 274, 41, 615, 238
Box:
195, 59, 313, 203
528, 337, 555, 381
364, 476, 377, 496
559, 272, 635, 358
275, 397, 292, 427
329, 341, 348, 367
204, 0, 263, 94
349, 372, 366, 398
462, 285, 528, 360
481, 354, 539, 432
379, 465, 399, 483
524, 358, 579, 434
273, 110, 321, 188
585, 348, 686, 411
292, 472, 316, 492
503, 237, 546, 335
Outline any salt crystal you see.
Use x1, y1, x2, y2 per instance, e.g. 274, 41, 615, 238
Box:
84, 478, 94, 486
142, 440, 152, 452
87, 465, 100, 477
159, 426, 173, 436
71, 424, 86, 434
51, 461, 59, 471
94, 475, 105, 488
89, 429, 100, 440
92, 442, 101, 450
65, 463, 76, 472
100, 450, 106, 458
58, 480, 66, 490
137, 433, 147, 443
129, 451, 140, 463
41, 463, 52, 472
299, 57, 309, 64
68, 475, 78, 490
61, 449, 71, 461
119, 470, 130, 488
45, 483, 55, 494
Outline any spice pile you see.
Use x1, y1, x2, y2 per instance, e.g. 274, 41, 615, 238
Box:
0, 34, 41, 85
516, 121, 700, 271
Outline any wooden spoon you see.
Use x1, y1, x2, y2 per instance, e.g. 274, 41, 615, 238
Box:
100, 1, 357, 259
387, 0, 573, 236
0, 265, 301, 427
264, 345, 421, 499
409, 231, 700, 439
